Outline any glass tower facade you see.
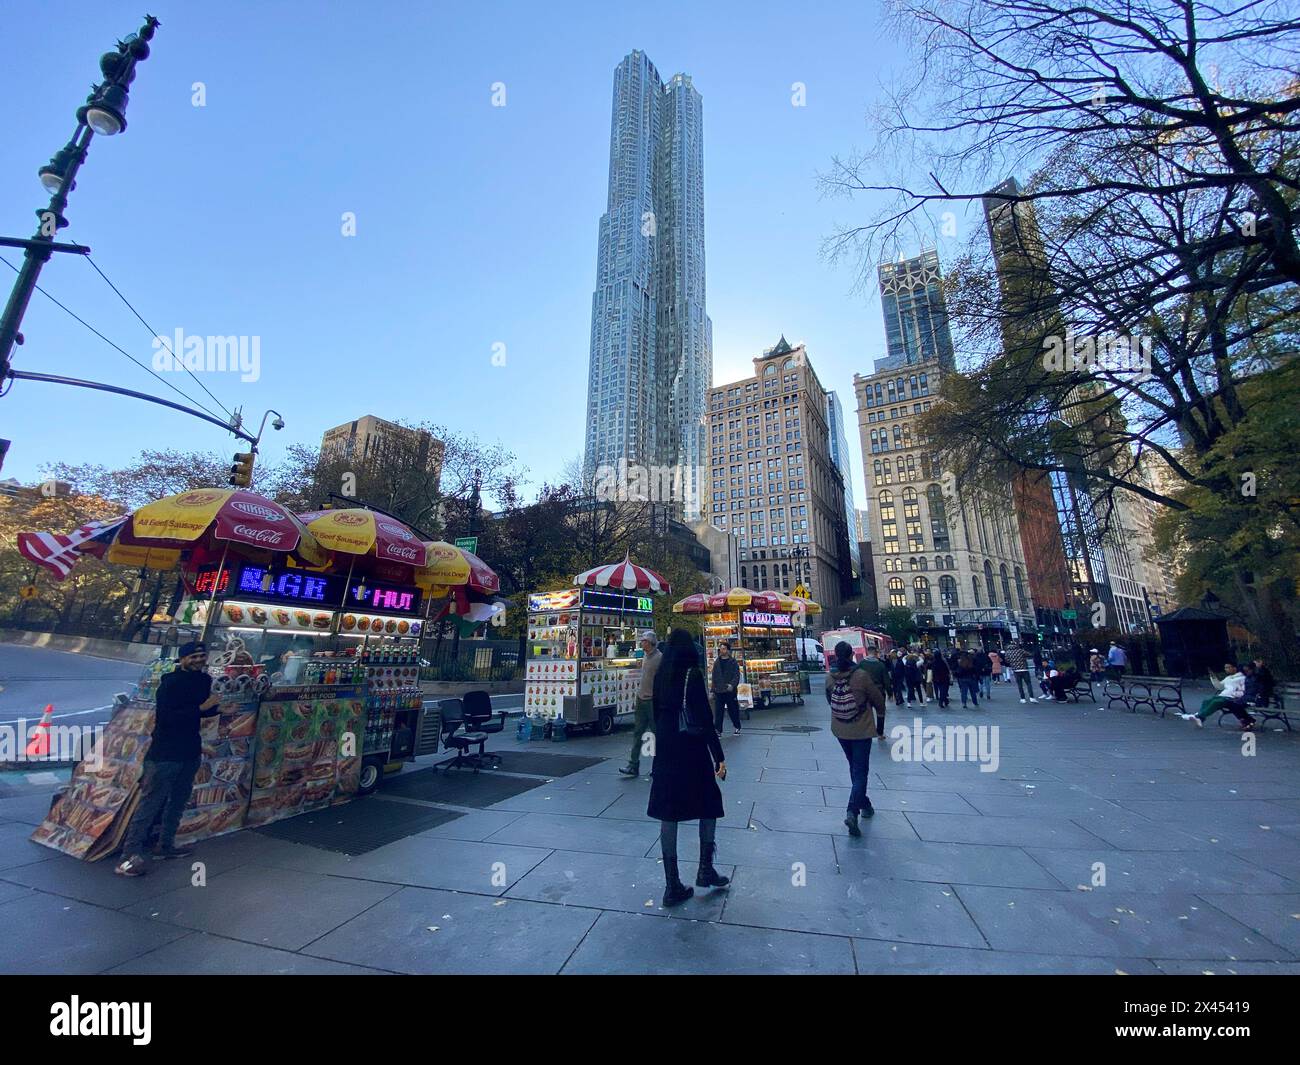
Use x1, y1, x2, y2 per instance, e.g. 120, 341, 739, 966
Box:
825, 391, 860, 572
876, 250, 955, 371
584, 51, 712, 517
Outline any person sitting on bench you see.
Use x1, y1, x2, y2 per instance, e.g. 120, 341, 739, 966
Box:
1180, 661, 1256, 730
1050, 667, 1080, 703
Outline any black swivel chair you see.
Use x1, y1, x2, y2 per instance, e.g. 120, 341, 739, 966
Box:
461, 690, 506, 768
437, 698, 489, 772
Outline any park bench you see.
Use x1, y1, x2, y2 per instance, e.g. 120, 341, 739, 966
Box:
1104, 674, 1185, 717
1061, 676, 1095, 703
1216, 681, 1300, 732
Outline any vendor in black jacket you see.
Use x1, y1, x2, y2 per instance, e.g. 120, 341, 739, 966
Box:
710, 641, 743, 735
115, 641, 220, 877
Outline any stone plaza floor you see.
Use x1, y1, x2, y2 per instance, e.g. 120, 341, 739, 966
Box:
1, 682, 1298, 974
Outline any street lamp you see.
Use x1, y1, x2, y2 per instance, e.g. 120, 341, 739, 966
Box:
0, 15, 160, 386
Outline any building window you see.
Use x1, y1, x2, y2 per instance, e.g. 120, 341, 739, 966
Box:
972, 575, 982, 607
889, 577, 906, 607
1001, 565, 1013, 611
1015, 567, 1028, 612
940, 575, 958, 607
984, 561, 998, 606
914, 576, 931, 607
927, 483, 950, 551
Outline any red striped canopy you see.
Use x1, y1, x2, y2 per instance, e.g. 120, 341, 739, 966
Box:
573, 556, 670, 594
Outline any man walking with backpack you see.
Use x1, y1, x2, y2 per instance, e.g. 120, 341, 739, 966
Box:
825, 641, 886, 836
974, 647, 993, 702
954, 646, 980, 709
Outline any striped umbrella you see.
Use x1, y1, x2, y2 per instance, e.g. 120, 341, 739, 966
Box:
707, 587, 783, 612
574, 555, 670, 594
672, 593, 713, 614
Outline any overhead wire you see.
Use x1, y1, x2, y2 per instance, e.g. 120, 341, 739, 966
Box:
0, 252, 227, 422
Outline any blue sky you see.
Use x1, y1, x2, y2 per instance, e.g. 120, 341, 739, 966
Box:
1, 0, 920, 508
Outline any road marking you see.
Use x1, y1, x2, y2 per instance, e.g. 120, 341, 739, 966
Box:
24, 772, 61, 785
0, 704, 113, 727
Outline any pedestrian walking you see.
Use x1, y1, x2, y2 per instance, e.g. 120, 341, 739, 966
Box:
115, 642, 220, 877
619, 631, 662, 778
649, 628, 729, 907
989, 649, 1003, 684
1003, 641, 1038, 703
1179, 661, 1255, 730
710, 640, 743, 736
904, 653, 925, 704
974, 648, 993, 701
860, 647, 891, 743
825, 641, 885, 836
931, 649, 952, 708
954, 647, 980, 708
1106, 641, 1128, 679
923, 651, 936, 701
889, 652, 907, 709
1088, 648, 1105, 684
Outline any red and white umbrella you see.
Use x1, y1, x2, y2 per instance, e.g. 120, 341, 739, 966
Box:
574, 555, 670, 594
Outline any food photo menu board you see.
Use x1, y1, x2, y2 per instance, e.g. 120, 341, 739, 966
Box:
244, 688, 365, 827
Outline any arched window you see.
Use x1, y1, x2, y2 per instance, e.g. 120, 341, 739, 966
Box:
763, 364, 777, 376
909, 557, 919, 571
927, 484, 951, 550
873, 459, 883, 486
940, 575, 958, 607
888, 577, 906, 607
972, 575, 982, 607
919, 556, 928, 571
739, 566, 747, 584
783, 358, 796, 370
984, 561, 997, 606
913, 576, 931, 607
1015, 567, 1028, 612
946, 555, 955, 570
934, 555, 944, 571
1000, 564, 1012, 610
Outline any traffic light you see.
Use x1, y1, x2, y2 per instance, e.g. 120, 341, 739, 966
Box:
229, 451, 255, 488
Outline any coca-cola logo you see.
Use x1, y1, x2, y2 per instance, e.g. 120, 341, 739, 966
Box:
231, 524, 285, 545
230, 500, 285, 521
385, 544, 421, 561
377, 521, 414, 540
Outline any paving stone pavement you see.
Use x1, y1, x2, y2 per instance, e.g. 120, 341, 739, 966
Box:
2, 683, 1299, 975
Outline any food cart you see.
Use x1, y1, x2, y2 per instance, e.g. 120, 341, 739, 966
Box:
24, 494, 504, 861
524, 557, 670, 738
674, 588, 816, 710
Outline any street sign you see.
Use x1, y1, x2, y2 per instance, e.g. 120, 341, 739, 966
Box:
793, 584, 810, 599
454, 537, 478, 555
19, 585, 38, 600
1061, 610, 1078, 620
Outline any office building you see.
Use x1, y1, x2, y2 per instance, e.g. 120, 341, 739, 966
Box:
826, 391, 859, 574
705, 338, 851, 617
583, 50, 712, 519
876, 250, 956, 372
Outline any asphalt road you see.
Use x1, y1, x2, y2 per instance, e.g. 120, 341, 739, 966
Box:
0, 644, 144, 730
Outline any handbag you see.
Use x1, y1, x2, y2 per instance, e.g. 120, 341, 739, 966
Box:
677, 666, 708, 736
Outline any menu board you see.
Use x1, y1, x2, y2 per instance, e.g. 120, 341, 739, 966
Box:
245, 690, 365, 826
174, 692, 261, 845
30, 699, 156, 860
30, 688, 262, 859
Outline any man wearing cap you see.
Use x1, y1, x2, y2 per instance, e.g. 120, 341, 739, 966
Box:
619, 631, 661, 778
115, 641, 221, 876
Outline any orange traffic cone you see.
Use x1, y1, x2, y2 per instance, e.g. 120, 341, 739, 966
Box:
25, 705, 54, 758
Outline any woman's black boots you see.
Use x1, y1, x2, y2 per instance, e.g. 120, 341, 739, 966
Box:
695, 843, 731, 888
662, 858, 694, 907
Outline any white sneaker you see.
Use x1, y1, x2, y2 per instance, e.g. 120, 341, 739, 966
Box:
1029, 698, 1038, 703
1019, 698, 1026, 704
1194, 716, 1204, 728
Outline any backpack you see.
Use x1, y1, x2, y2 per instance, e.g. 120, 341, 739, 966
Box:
958, 654, 973, 673
829, 673, 862, 723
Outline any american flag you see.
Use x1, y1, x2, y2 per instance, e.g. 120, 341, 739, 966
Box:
17, 515, 129, 581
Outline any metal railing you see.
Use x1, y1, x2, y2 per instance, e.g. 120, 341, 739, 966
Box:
420, 638, 523, 682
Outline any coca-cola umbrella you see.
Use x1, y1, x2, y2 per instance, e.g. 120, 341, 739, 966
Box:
573, 555, 670, 594
116, 488, 326, 635
415, 541, 500, 595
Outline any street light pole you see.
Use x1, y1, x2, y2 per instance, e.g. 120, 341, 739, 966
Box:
0, 15, 160, 385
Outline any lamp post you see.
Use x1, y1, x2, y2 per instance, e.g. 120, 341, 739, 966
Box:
0, 15, 160, 386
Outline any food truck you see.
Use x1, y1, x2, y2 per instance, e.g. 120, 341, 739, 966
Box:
523, 586, 655, 736
703, 606, 804, 709
818, 626, 896, 669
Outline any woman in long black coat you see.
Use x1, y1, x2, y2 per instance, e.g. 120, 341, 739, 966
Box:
649, 628, 728, 907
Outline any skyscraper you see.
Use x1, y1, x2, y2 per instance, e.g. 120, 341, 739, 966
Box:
825, 391, 860, 574
876, 250, 955, 371
584, 50, 712, 518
